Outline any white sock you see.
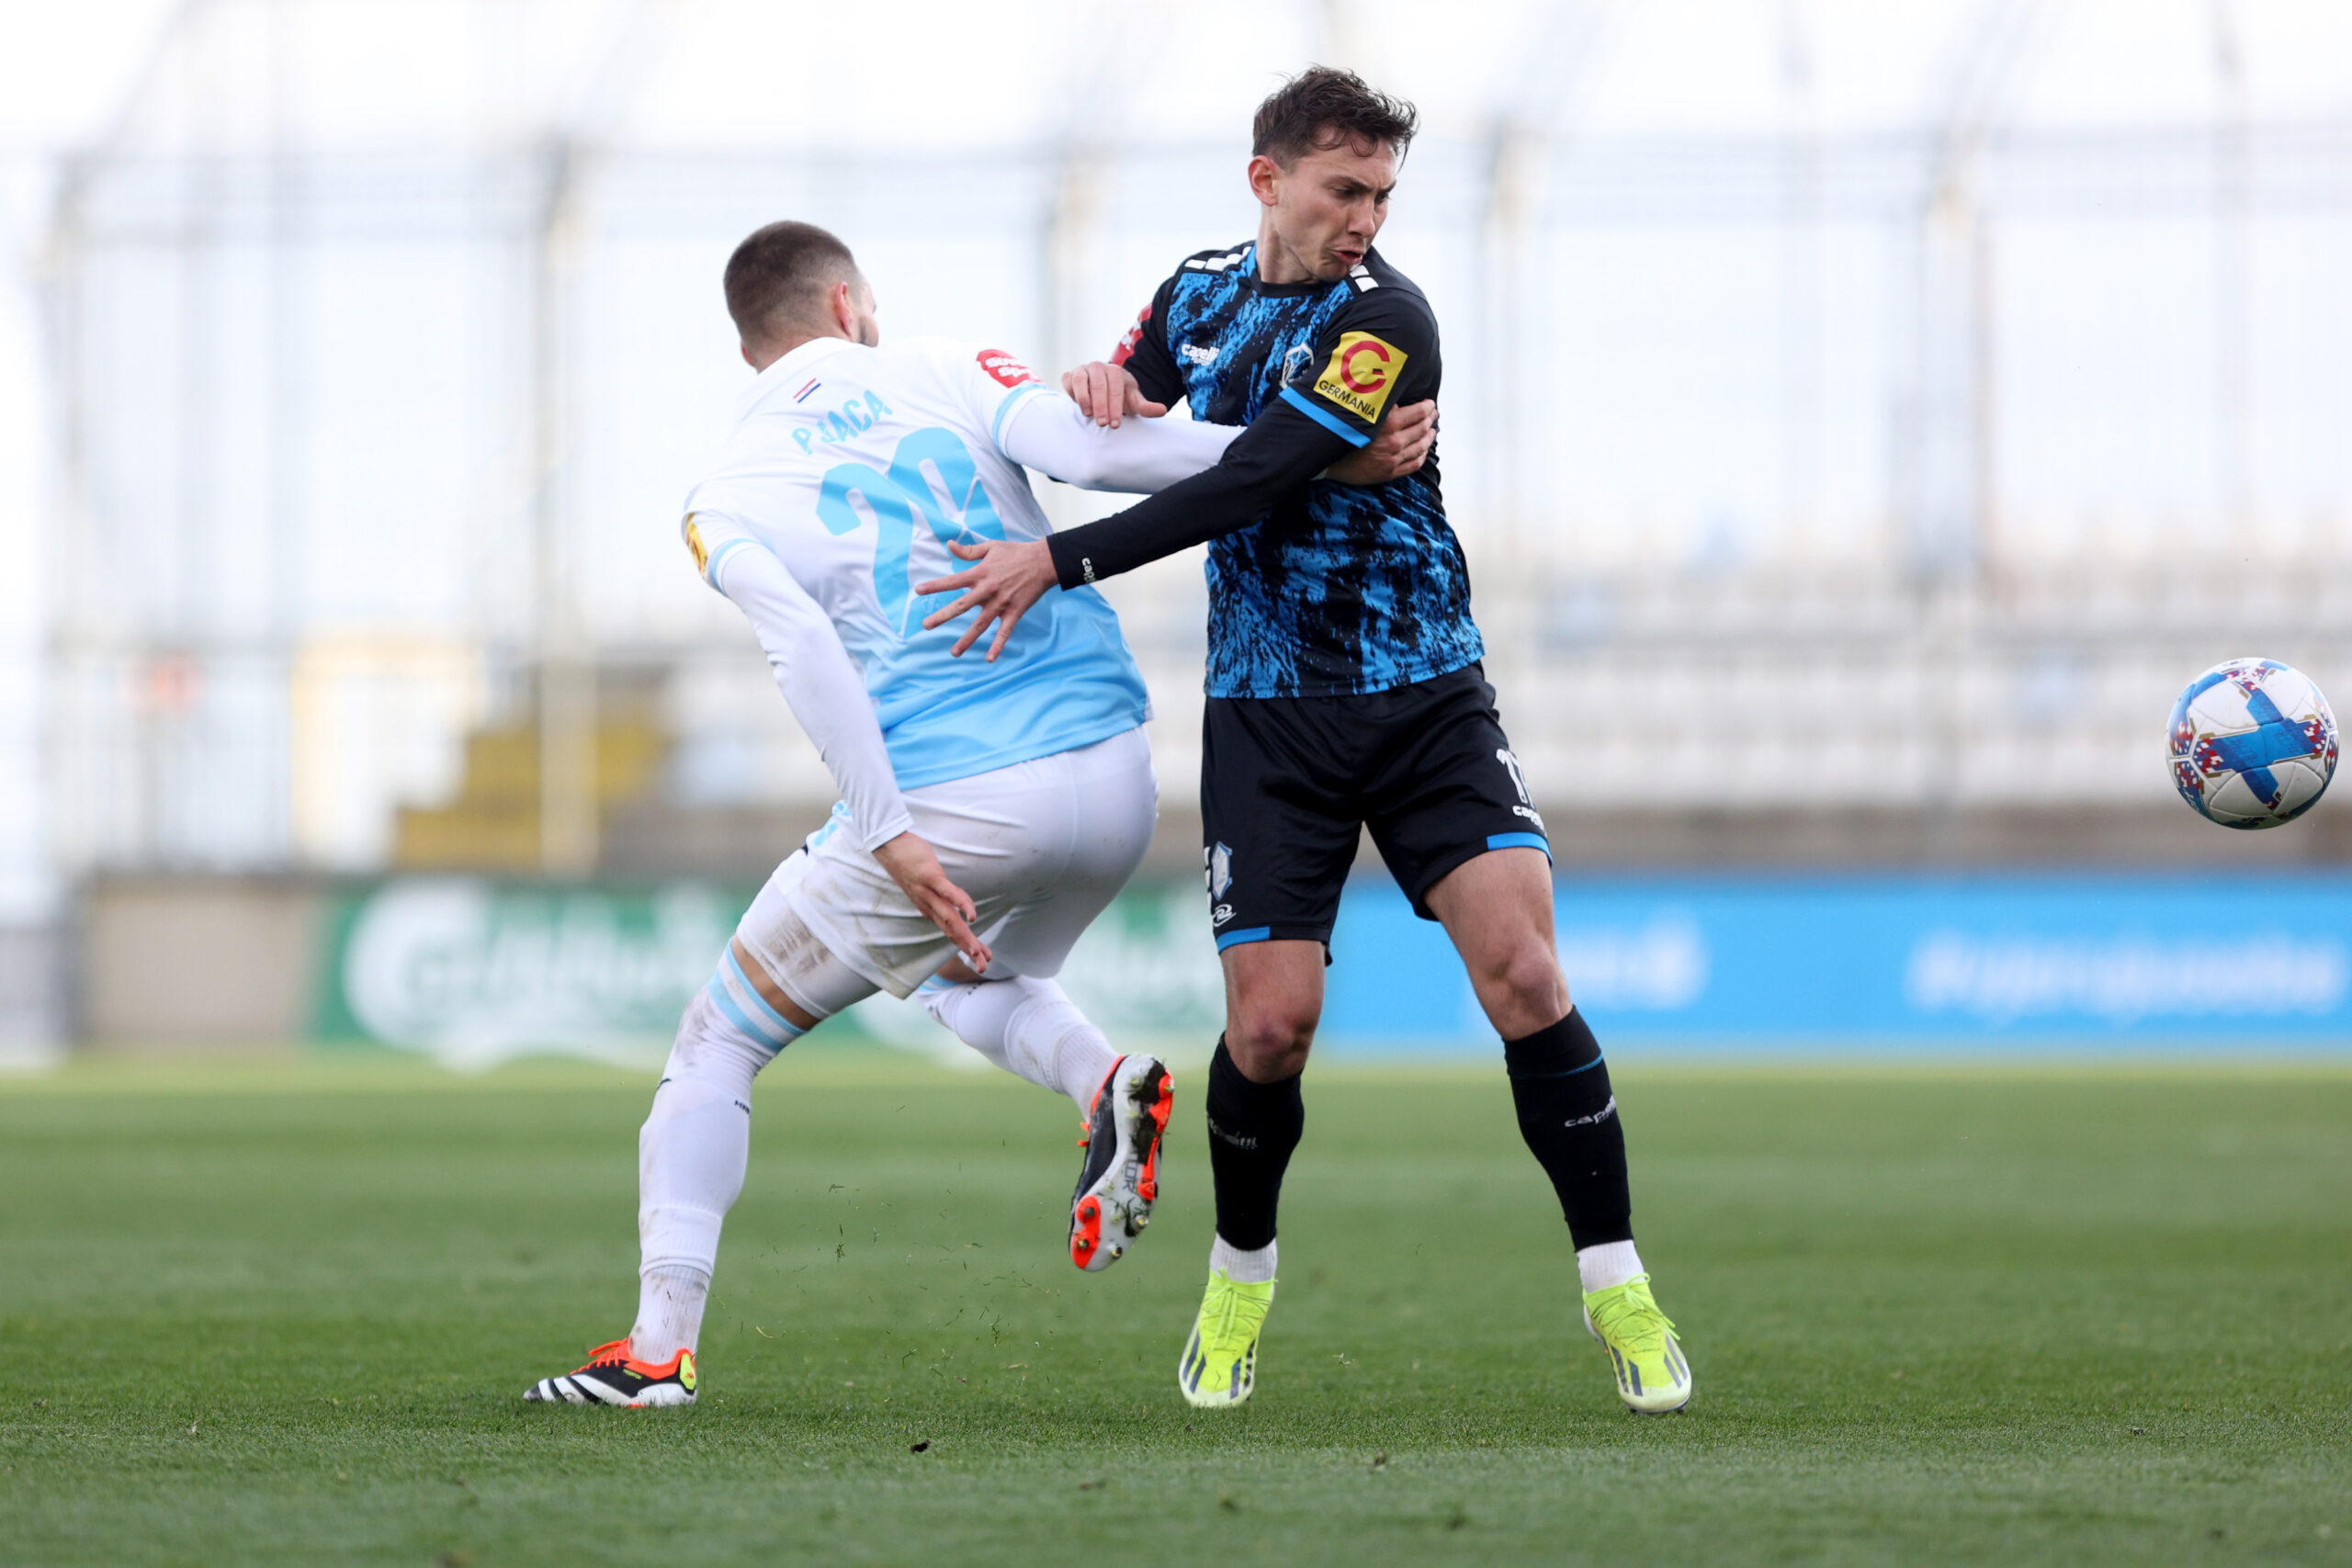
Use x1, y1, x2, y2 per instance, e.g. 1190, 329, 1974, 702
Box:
631, 1265, 709, 1364
921, 975, 1120, 1106
632, 989, 772, 1360
1576, 1239, 1645, 1293
1210, 1234, 1278, 1284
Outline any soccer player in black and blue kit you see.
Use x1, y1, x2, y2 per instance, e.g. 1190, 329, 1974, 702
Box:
921, 68, 1690, 1415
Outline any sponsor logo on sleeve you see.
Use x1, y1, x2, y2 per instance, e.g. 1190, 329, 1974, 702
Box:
977, 348, 1039, 389
1312, 331, 1406, 423
684, 515, 709, 574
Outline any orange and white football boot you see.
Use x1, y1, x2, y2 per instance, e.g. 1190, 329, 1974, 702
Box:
524, 1339, 696, 1407
1068, 1054, 1172, 1272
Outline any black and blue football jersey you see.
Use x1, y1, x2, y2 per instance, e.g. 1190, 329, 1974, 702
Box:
1044, 242, 1483, 700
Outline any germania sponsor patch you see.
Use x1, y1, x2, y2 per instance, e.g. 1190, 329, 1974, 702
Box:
684, 515, 709, 574
1312, 331, 1405, 423
977, 348, 1039, 389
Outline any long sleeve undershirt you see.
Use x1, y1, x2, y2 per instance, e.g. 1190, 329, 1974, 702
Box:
996, 390, 1240, 493
707, 540, 915, 852
1042, 397, 1357, 589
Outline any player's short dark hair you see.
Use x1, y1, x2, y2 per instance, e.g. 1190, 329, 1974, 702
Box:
1251, 66, 1419, 166
723, 220, 860, 345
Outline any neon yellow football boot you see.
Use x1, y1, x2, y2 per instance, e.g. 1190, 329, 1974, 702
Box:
1582, 1273, 1691, 1414
1176, 1268, 1275, 1408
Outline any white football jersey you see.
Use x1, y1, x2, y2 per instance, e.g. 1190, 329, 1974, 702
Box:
683, 336, 1151, 792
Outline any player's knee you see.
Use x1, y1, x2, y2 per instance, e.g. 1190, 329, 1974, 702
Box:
1476, 941, 1568, 1031
1227, 1005, 1317, 1080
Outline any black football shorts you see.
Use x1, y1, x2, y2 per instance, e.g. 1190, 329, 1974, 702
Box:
1200, 663, 1551, 953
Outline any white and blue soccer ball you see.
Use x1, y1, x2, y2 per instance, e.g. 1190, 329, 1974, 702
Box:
2167, 658, 2337, 829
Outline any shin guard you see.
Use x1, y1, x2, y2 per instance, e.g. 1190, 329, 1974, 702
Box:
1503, 1009, 1634, 1249
1204, 1037, 1304, 1252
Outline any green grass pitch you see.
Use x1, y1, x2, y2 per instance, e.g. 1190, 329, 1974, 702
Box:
2, 1055, 2347, 1567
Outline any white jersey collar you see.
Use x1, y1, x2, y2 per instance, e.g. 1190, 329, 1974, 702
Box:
740, 335, 858, 419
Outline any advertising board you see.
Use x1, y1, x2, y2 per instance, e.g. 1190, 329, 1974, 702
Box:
315, 873, 2352, 1065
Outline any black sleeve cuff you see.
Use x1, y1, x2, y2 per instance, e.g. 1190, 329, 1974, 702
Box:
1047, 529, 1095, 591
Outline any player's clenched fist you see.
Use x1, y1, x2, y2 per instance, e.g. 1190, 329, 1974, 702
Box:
1062, 361, 1167, 428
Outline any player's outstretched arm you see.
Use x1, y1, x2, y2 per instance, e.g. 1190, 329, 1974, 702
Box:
997, 389, 1241, 493
913, 393, 1432, 660
704, 534, 990, 970
1048, 362, 1433, 489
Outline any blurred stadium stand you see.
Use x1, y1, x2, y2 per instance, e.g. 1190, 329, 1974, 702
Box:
12, 0, 2352, 1049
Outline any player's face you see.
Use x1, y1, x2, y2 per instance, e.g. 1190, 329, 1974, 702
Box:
1253, 137, 1396, 283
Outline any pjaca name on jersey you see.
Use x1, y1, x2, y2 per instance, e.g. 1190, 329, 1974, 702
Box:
790, 390, 896, 455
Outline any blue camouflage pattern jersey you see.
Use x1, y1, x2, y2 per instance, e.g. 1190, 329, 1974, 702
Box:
1107, 242, 1483, 699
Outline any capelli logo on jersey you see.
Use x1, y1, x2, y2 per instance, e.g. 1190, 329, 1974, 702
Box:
1182, 343, 1219, 367
977, 349, 1039, 389
1313, 331, 1405, 423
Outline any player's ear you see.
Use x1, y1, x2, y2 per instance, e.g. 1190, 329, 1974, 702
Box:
1246, 153, 1283, 208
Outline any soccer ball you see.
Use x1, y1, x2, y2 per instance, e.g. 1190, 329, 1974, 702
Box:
2167, 658, 2337, 829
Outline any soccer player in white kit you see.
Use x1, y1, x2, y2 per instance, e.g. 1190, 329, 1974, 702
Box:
524, 220, 1431, 1406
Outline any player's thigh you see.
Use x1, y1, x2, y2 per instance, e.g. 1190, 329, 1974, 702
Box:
1424, 847, 1569, 1033
732, 847, 885, 1020
1363, 666, 1552, 921
981, 728, 1160, 979
1201, 696, 1363, 952
762, 795, 1039, 1000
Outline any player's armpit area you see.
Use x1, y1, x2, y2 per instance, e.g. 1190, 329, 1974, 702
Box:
1043, 395, 1359, 589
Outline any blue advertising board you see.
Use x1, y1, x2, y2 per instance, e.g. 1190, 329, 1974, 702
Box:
314, 873, 2352, 1065
1320, 873, 2352, 1055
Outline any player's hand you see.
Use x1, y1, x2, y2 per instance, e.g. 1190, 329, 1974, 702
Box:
1062, 361, 1166, 428
1327, 399, 1436, 485
915, 538, 1057, 660
872, 831, 991, 974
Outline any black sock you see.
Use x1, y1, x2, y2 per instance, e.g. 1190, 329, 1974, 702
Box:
1503, 1009, 1633, 1250
1204, 1036, 1305, 1251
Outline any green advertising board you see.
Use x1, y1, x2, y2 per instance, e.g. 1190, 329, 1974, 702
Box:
315, 877, 1222, 1067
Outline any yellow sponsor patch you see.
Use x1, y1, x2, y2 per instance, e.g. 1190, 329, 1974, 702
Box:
684, 515, 709, 574
1312, 332, 1406, 424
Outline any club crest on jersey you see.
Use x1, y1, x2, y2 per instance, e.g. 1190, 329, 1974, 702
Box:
1313, 331, 1405, 423
1205, 841, 1232, 901
683, 515, 709, 574
977, 349, 1038, 389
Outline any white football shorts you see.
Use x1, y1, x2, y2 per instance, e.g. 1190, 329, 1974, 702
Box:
736, 726, 1158, 1010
